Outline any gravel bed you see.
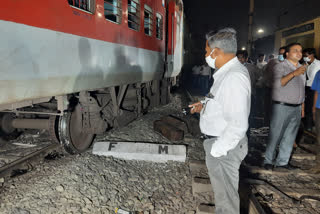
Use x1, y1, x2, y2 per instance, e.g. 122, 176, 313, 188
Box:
0, 92, 209, 214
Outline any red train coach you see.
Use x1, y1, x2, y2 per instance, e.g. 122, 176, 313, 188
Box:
0, 0, 184, 153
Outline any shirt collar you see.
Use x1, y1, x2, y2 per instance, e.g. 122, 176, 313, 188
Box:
310, 58, 319, 66
213, 57, 239, 79
284, 59, 301, 69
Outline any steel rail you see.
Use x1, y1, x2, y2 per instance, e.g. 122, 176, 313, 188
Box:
0, 143, 59, 179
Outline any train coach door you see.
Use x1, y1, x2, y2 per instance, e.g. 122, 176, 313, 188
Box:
165, 0, 183, 78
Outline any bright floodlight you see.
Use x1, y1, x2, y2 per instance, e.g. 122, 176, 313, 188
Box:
241, 47, 246, 50
257, 28, 264, 34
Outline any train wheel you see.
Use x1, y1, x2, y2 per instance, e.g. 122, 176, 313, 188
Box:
0, 113, 21, 141
58, 105, 95, 154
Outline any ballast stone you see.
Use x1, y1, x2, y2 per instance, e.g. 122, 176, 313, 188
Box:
92, 141, 186, 163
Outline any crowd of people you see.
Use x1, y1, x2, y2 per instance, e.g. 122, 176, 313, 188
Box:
236, 45, 320, 173
188, 27, 320, 214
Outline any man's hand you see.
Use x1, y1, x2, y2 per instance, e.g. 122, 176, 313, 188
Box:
281, 65, 306, 86
188, 102, 203, 114
313, 107, 316, 121
293, 66, 307, 76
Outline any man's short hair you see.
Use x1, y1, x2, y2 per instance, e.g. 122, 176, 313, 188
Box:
303, 48, 316, 56
258, 53, 265, 58
206, 28, 237, 54
279, 46, 286, 51
236, 50, 248, 59
284, 42, 302, 58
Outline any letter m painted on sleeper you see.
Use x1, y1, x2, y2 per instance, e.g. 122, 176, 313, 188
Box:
158, 145, 169, 154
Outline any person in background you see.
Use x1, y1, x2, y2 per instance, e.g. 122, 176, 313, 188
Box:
309, 70, 320, 173
191, 65, 201, 88
268, 54, 275, 61
237, 49, 257, 138
255, 53, 268, 121
262, 47, 286, 125
199, 63, 212, 95
264, 43, 306, 170
303, 48, 320, 131
278, 48, 286, 62
236, 50, 257, 95
264, 47, 286, 87
257, 53, 267, 70
189, 28, 250, 214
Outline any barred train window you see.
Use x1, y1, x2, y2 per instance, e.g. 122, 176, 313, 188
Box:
156, 13, 163, 40
68, 0, 91, 12
128, 0, 140, 31
104, 0, 122, 23
144, 5, 153, 36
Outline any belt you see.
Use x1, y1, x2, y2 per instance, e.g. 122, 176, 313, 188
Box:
202, 134, 218, 139
273, 101, 302, 107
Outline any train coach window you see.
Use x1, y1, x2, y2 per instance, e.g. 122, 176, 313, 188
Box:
128, 0, 140, 31
104, 0, 122, 23
68, 0, 94, 13
144, 5, 153, 36
156, 13, 163, 40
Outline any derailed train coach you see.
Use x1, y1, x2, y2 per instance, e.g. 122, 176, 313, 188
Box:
0, 0, 184, 154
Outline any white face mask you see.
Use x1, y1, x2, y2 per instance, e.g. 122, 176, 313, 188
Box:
206, 49, 217, 69
304, 57, 311, 62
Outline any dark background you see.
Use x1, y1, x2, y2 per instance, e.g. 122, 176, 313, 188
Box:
182, 0, 320, 67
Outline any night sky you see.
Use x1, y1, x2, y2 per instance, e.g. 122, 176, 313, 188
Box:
183, 0, 320, 54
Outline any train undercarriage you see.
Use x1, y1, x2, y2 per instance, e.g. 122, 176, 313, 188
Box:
0, 78, 173, 154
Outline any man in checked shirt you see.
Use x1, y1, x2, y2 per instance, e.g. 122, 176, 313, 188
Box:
264, 43, 306, 170
189, 28, 251, 214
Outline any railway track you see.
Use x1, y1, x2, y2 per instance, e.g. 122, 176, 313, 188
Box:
246, 128, 320, 213
0, 131, 62, 184
0, 144, 59, 179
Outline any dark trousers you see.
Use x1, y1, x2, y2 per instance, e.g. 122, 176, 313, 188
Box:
247, 94, 256, 140
255, 88, 265, 117
314, 109, 320, 165
304, 86, 314, 130
199, 75, 210, 95
315, 109, 320, 145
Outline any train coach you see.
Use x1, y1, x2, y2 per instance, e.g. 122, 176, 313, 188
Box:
0, 0, 184, 154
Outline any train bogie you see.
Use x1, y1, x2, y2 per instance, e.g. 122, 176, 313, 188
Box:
0, 0, 184, 153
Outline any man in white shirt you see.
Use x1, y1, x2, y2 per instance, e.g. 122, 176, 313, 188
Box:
189, 28, 251, 214
303, 48, 320, 131
256, 53, 267, 70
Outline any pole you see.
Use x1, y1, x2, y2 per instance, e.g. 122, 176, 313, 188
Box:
247, 0, 254, 56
